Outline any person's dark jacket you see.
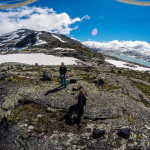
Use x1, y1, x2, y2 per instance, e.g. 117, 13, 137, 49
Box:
78, 93, 88, 106
59, 66, 67, 75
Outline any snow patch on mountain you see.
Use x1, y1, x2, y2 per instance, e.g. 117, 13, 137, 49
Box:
2, 30, 28, 41
34, 33, 47, 46
53, 47, 75, 51
82, 40, 150, 51
34, 40, 47, 46
83, 40, 150, 62
52, 34, 66, 43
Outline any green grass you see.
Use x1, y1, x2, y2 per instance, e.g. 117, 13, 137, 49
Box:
19, 67, 44, 72
8, 102, 81, 135
11, 76, 28, 83
119, 70, 150, 82
128, 115, 136, 125
100, 80, 121, 91
128, 93, 150, 108
131, 81, 150, 100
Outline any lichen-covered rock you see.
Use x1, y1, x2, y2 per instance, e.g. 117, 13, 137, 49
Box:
0, 73, 11, 80
42, 70, 52, 81
94, 78, 105, 85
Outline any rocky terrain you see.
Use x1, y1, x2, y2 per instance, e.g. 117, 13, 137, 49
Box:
0, 59, 150, 150
0, 29, 150, 150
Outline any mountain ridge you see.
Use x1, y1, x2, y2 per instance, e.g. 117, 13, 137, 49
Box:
0, 29, 104, 62
83, 41, 150, 62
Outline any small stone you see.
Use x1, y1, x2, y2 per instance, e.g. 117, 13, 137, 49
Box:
72, 87, 79, 91
35, 63, 38, 66
47, 107, 56, 112
111, 69, 115, 73
145, 125, 150, 130
118, 128, 131, 139
94, 78, 105, 85
85, 66, 92, 72
37, 115, 43, 118
24, 124, 28, 128
28, 125, 34, 130
70, 79, 77, 83
71, 92, 76, 95
0, 117, 8, 129
118, 70, 122, 74
93, 129, 105, 138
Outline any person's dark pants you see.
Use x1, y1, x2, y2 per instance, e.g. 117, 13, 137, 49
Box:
60, 74, 67, 88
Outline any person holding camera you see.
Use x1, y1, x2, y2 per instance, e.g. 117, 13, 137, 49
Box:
76, 86, 88, 112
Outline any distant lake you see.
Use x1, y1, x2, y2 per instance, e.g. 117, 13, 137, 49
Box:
109, 54, 150, 68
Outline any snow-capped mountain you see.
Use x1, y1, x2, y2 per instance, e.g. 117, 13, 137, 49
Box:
82, 40, 150, 62
0, 29, 81, 51
0, 29, 104, 62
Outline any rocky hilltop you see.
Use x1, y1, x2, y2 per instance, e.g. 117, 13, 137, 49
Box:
0, 60, 150, 149
0, 30, 150, 150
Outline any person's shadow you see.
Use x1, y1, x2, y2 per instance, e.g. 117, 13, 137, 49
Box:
45, 85, 64, 96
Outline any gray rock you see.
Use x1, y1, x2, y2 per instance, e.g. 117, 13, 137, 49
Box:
42, 70, 52, 81
118, 128, 131, 139
0, 73, 11, 80
70, 79, 77, 83
94, 78, 105, 85
93, 128, 105, 138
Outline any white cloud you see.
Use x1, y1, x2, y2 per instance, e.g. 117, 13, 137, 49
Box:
82, 40, 150, 52
0, 6, 90, 36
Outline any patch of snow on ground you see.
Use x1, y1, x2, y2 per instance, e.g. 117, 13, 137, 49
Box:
106, 58, 150, 71
0, 53, 79, 66
53, 47, 75, 51
52, 34, 66, 43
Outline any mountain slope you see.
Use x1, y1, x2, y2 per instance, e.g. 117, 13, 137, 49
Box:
83, 41, 150, 62
0, 29, 104, 62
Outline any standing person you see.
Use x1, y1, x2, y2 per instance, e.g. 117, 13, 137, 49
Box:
76, 86, 88, 113
59, 62, 67, 88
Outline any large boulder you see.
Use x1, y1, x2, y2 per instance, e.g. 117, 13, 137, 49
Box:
0, 73, 11, 80
42, 70, 52, 81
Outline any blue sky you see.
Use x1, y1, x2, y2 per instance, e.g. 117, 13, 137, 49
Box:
1, 0, 150, 43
